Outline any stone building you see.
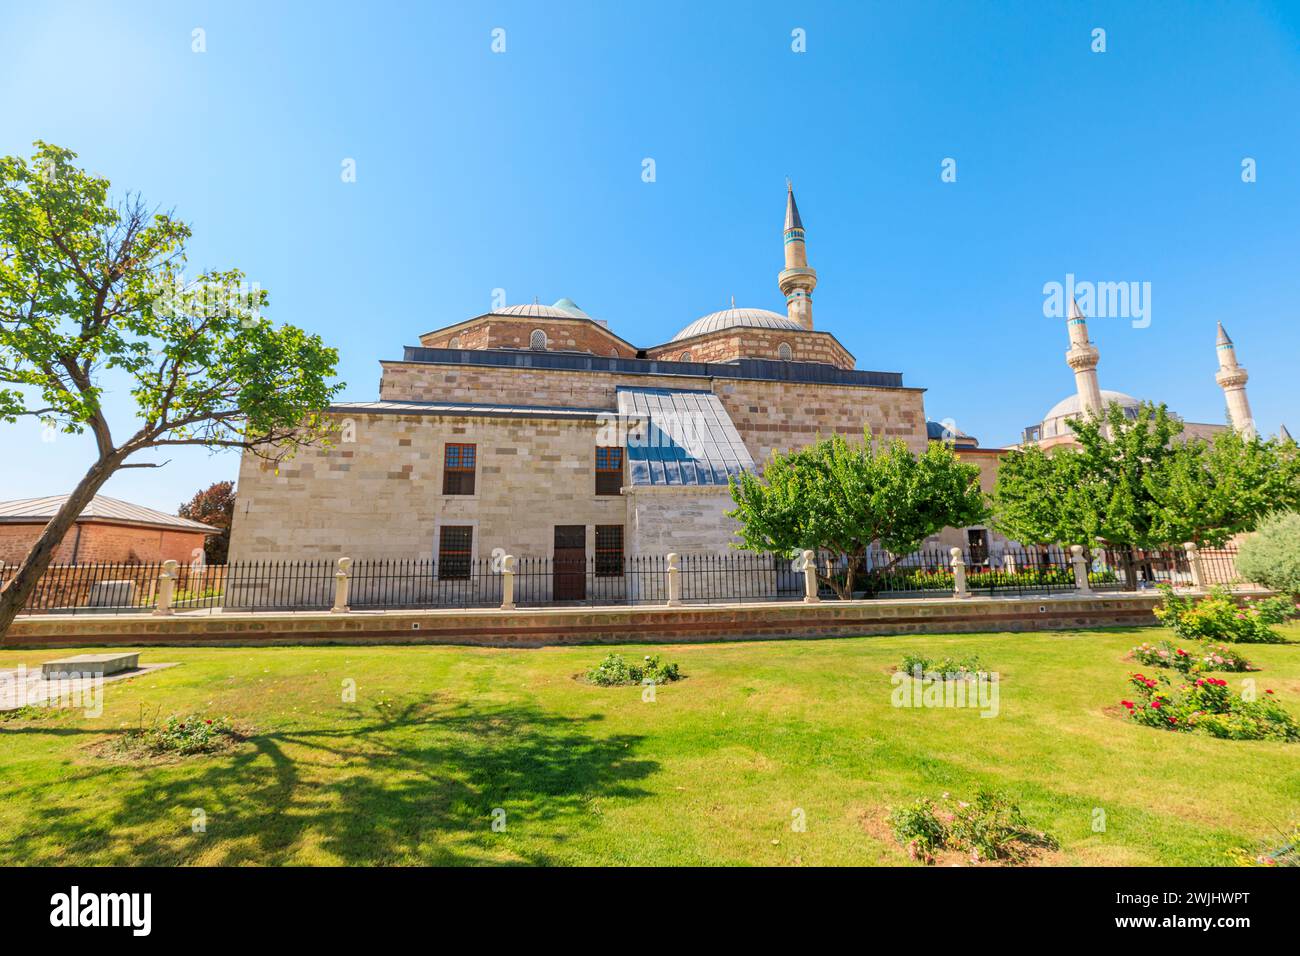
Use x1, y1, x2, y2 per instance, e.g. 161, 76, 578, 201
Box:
228, 185, 930, 579
229, 184, 1269, 586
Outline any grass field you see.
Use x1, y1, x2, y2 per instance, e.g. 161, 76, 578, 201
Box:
1, 624, 1297, 866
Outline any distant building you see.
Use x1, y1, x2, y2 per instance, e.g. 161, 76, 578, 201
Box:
0, 495, 218, 566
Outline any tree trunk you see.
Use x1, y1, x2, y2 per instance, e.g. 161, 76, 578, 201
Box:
0, 456, 120, 637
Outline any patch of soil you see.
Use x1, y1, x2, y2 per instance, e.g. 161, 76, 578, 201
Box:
859, 808, 1062, 867
83, 724, 254, 765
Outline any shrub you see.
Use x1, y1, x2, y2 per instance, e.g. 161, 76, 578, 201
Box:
1131, 640, 1256, 674
899, 653, 983, 676
1248, 594, 1299, 625
1153, 586, 1285, 643
1237, 512, 1300, 598
587, 653, 681, 687
1123, 672, 1299, 741
888, 789, 1057, 864
115, 710, 237, 756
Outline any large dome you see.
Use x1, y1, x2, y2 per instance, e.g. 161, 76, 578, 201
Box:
1042, 389, 1140, 422
671, 308, 802, 342
492, 299, 592, 320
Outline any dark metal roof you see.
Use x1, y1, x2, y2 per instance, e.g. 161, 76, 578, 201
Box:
617, 387, 754, 487
398, 347, 908, 389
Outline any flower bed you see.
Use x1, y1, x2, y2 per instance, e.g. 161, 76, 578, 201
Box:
1130, 640, 1256, 674
888, 789, 1057, 864
1123, 672, 1299, 741
1153, 586, 1293, 644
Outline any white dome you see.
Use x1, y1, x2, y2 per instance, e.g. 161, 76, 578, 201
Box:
1043, 389, 1139, 422
672, 308, 802, 342
1040, 390, 1141, 437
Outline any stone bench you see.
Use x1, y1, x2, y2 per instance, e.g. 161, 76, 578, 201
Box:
41, 653, 140, 680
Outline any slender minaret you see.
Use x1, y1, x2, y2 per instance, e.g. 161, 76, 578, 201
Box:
1215, 322, 1256, 438
778, 181, 817, 330
1065, 297, 1105, 420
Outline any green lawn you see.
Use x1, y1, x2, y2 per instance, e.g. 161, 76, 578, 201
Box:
1, 624, 1298, 866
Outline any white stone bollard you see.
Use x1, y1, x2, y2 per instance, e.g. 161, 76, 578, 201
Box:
332, 557, 352, 613
802, 549, 819, 603
1183, 542, 1205, 590
153, 559, 179, 616
1071, 545, 1093, 594
500, 554, 516, 610
950, 547, 971, 599
666, 552, 682, 607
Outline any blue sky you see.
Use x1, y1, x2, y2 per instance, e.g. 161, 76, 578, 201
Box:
2, 0, 1298, 512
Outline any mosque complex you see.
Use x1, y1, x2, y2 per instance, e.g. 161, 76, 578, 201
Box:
227, 185, 1270, 572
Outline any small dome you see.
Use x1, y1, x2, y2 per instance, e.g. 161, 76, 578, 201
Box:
492, 303, 579, 319
672, 308, 802, 342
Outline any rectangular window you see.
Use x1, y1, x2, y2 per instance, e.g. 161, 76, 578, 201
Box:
443, 443, 476, 495
595, 525, 624, 577
595, 446, 623, 496
438, 525, 473, 580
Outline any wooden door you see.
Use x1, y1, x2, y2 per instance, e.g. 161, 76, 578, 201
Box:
553, 525, 586, 600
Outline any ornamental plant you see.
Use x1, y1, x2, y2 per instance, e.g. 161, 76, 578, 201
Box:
115, 708, 237, 756
587, 653, 681, 687
1122, 672, 1299, 742
1130, 640, 1256, 674
888, 789, 1057, 865
899, 653, 983, 676
1153, 586, 1286, 644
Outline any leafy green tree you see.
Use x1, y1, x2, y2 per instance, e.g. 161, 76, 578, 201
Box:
0, 143, 342, 634
1236, 511, 1300, 597
727, 431, 988, 599
994, 402, 1300, 557
1148, 429, 1300, 546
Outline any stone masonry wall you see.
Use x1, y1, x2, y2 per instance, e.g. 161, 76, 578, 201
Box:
0, 523, 205, 566
643, 328, 853, 369
419, 318, 637, 357
228, 412, 629, 562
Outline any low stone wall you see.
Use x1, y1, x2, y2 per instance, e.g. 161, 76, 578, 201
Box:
0, 591, 1206, 649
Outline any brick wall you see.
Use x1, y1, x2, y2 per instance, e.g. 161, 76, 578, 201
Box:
419, 317, 637, 358
643, 328, 853, 369
0, 522, 206, 566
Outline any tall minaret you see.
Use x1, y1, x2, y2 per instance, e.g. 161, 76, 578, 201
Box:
1065, 297, 1105, 420
1215, 322, 1256, 438
778, 181, 817, 330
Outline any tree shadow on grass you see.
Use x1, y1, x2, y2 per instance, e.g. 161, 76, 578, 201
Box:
0, 695, 656, 865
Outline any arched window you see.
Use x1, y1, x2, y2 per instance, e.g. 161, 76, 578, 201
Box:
448, 336, 461, 349
529, 329, 547, 351
679, 351, 692, 362
777, 342, 793, 361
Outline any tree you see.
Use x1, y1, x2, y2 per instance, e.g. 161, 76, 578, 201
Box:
727, 431, 988, 599
1236, 511, 1300, 597
0, 143, 342, 634
993, 401, 1300, 552
178, 480, 237, 563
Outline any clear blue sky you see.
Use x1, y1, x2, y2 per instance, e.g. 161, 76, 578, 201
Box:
2, 0, 1298, 513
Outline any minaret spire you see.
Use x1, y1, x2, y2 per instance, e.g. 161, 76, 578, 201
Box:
1215, 322, 1256, 438
1065, 296, 1104, 422
778, 181, 817, 330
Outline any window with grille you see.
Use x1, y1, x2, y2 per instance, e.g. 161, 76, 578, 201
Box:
438, 525, 473, 580
679, 351, 692, 362
595, 525, 624, 577
443, 443, 476, 495
595, 446, 623, 496
529, 329, 547, 350
778, 342, 793, 361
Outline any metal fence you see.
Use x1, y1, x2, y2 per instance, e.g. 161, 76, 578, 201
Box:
1, 544, 1243, 615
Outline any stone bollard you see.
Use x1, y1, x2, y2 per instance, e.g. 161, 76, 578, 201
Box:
331, 557, 352, 613
950, 548, 971, 599
802, 549, 819, 603
666, 552, 682, 607
1071, 545, 1093, 594
153, 559, 179, 616
1183, 542, 1205, 590
500, 554, 516, 610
